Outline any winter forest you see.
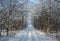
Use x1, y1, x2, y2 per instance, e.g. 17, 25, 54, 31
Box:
0, 0, 60, 41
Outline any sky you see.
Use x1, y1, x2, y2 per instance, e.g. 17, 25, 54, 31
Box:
28, 0, 36, 3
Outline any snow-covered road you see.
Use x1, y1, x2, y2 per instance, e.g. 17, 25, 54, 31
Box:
0, 29, 58, 41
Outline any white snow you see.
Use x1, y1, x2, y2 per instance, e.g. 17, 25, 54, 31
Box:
6, 29, 58, 41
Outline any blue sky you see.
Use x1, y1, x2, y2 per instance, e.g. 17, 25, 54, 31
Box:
28, 0, 36, 3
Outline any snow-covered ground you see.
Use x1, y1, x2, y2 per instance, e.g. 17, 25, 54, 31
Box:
0, 29, 58, 41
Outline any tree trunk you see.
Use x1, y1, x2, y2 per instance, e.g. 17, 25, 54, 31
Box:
6, 28, 9, 35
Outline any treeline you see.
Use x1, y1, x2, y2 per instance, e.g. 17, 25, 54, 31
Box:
34, 7, 60, 34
